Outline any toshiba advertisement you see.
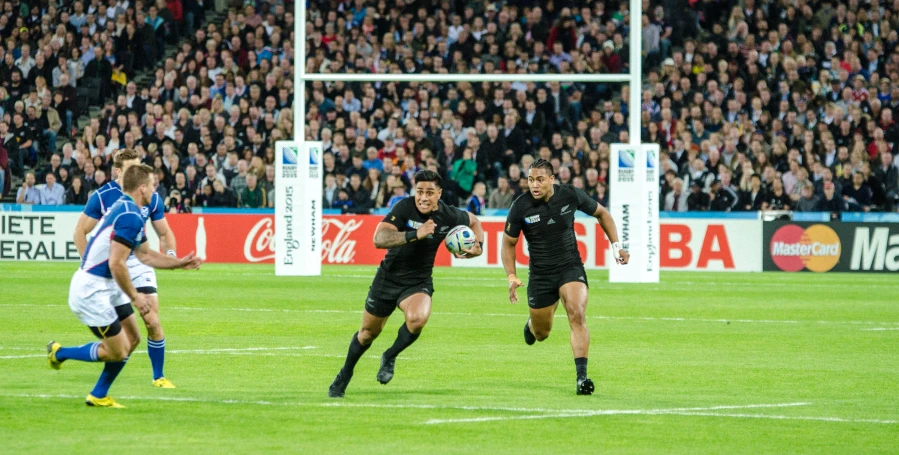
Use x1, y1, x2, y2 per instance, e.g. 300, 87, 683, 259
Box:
763, 221, 899, 273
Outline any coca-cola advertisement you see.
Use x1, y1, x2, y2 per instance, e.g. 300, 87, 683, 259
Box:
164, 214, 454, 266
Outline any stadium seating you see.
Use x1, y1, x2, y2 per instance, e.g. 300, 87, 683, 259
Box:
1, 0, 897, 215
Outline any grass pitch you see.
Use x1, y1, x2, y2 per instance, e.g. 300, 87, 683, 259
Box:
1, 262, 897, 454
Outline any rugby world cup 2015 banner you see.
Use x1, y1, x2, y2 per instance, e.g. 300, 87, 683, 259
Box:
764, 221, 899, 273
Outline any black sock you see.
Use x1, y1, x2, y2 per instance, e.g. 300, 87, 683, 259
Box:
575, 357, 588, 379
383, 323, 420, 359
340, 332, 370, 376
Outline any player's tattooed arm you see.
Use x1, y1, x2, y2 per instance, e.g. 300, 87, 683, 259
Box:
373, 220, 436, 248
373, 224, 410, 249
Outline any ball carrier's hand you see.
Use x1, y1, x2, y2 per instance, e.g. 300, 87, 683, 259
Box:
508, 274, 523, 304
416, 219, 437, 240
453, 241, 482, 259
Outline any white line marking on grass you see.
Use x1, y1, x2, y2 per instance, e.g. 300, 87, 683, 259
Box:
163, 306, 899, 327
7, 393, 895, 426
166, 346, 317, 353
670, 411, 899, 425
0, 394, 807, 418
5, 303, 898, 327
0, 346, 317, 359
861, 328, 899, 331
423, 403, 811, 424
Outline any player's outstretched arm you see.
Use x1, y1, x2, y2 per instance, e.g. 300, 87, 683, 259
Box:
593, 204, 630, 265
502, 234, 523, 303
152, 218, 177, 257
73, 214, 99, 257
373, 220, 435, 249
133, 242, 203, 270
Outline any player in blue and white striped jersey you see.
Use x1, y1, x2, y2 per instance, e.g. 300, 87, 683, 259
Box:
48, 164, 202, 408
72, 149, 179, 388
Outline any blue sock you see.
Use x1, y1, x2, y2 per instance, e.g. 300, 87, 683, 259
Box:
56, 342, 100, 362
147, 338, 165, 380
90, 359, 127, 398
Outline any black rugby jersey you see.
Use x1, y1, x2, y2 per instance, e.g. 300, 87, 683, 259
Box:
504, 184, 599, 275
377, 197, 470, 283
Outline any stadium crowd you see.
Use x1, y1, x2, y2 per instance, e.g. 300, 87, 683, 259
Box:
1, 0, 898, 216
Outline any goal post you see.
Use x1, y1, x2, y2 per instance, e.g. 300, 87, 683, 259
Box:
288, 0, 657, 281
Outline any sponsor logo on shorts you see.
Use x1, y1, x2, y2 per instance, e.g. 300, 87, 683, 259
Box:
770, 224, 841, 272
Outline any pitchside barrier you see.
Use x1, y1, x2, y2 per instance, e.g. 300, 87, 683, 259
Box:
3, 207, 896, 273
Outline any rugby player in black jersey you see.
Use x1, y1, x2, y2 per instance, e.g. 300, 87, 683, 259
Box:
502, 159, 629, 395
329, 170, 485, 398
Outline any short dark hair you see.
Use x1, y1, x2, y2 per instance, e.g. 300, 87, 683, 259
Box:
413, 169, 442, 188
122, 164, 153, 192
112, 149, 139, 169
529, 158, 554, 174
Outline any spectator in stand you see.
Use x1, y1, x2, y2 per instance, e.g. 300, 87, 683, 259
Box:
229, 160, 249, 195
57, 167, 72, 190
843, 171, 874, 212
38, 173, 65, 205
386, 181, 408, 209
687, 181, 710, 211
873, 152, 898, 211
451, 148, 478, 199
466, 182, 487, 215
323, 173, 339, 209
820, 182, 843, 220
65, 176, 88, 205
239, 173, 266, 208
796, 183, 822, 213
345, 174, 371, 214
209, 179, 236, 207
664, 178, 688, 212
488, 176, 515, 209
16, 172, 39, 204
200, 163, 225, 193
763, 178, 792, 211
0, 138, 8, 198
38, 153, 63, 183
333, 188, 354, 214
165, 189, 191, 213
739, 174, 767, 211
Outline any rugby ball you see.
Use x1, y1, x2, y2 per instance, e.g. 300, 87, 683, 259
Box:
445, 225, 477, 255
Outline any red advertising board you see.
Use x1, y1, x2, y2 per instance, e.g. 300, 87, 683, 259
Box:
165, 214, 452, 266
163, 214, 760, 271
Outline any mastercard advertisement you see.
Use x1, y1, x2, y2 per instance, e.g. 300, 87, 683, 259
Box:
763, 222, 899, 273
